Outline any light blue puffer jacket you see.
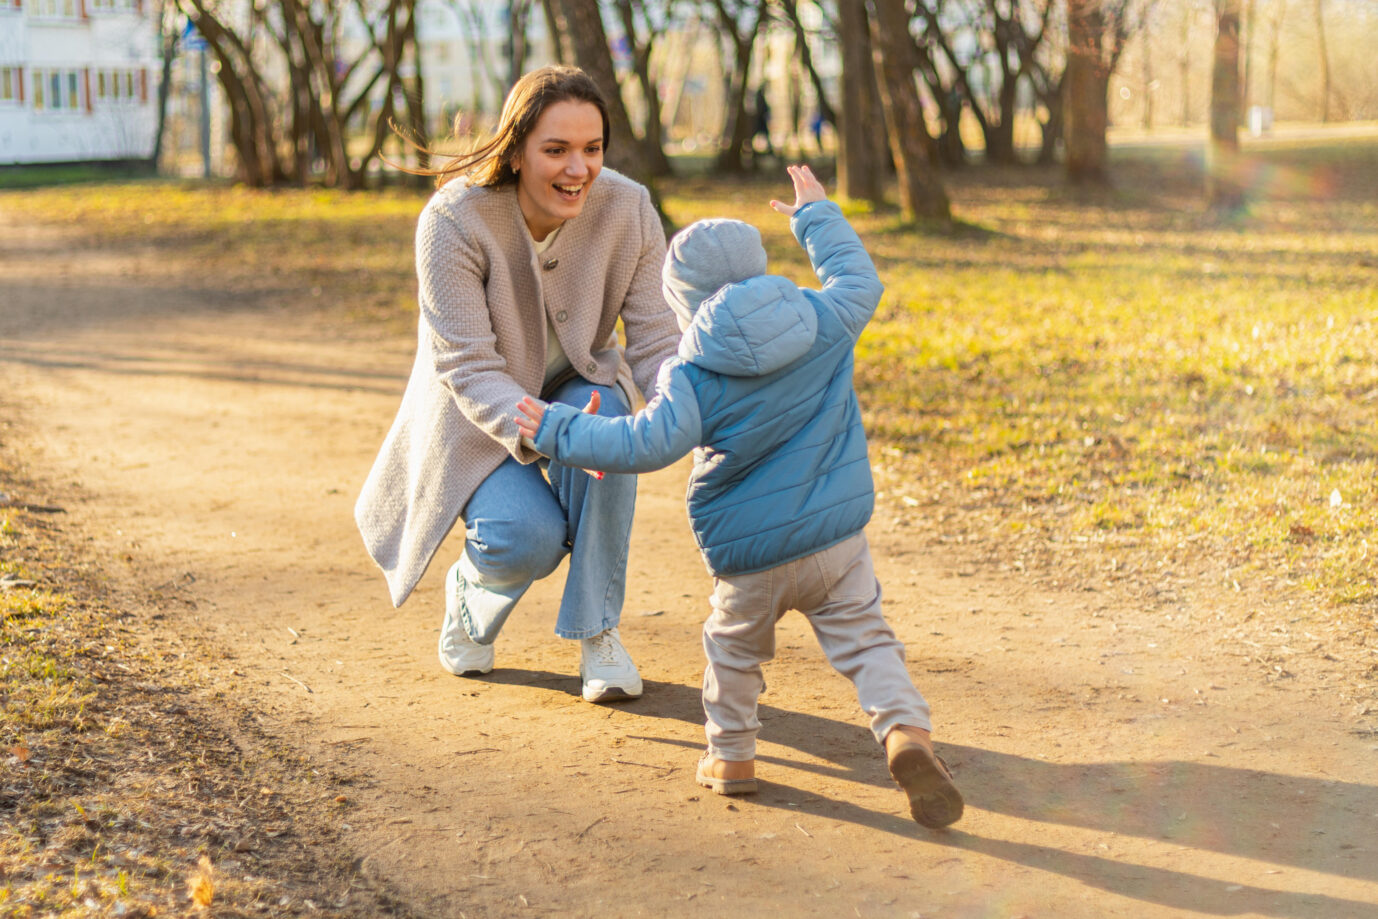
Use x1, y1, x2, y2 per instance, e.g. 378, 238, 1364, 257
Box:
533, 201, 884, 576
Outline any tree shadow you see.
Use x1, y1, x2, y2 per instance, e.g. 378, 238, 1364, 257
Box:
749, 783, 1378, 919
0, 339, 408, 397
477, 671, 1378, 912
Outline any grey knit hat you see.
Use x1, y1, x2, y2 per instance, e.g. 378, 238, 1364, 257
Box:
662, 218, 769, 329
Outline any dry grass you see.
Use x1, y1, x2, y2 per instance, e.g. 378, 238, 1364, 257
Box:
0, 458, 417, 918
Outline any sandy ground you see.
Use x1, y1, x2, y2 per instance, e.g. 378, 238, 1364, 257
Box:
2, 211, 1376, 919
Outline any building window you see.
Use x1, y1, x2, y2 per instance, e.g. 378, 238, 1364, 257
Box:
31, 67, 83, 111
30, 0, 80, 16
93, 67, 143, 105
0, 67, 21, 104
89, 0, 137, 11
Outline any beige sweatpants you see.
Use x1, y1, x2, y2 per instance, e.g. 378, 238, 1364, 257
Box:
701, 531, 932, 761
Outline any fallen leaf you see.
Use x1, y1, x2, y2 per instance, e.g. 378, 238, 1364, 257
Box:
187, 856, 214, 909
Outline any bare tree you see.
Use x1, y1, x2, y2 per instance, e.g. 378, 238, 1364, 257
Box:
1063, 0, 1140, 184
1140, 22, 1155, 128
506, 0, 536, 92
908, 0, 1056, 167
1241, 0, 1255, 120
550, 0, 658, 187
179, 2, 282, 185
612, 0, 675, 176
1178, 1, 1192, 124
1208, 0, 1244, 208
1265, 0, 1287, 114
707, 0, 768, 173
541, 0, 572, 63
837, 0, 884, 203
776, 0, 837, 132
866, 0, 949, 220
148, 0, 178, 171
1313, 0, 1330, 121
181, 0, 419, 188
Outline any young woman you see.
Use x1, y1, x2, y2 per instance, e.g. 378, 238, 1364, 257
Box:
355, 65, 680, 701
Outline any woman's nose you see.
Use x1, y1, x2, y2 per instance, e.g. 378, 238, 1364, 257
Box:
565, 154, 589, 177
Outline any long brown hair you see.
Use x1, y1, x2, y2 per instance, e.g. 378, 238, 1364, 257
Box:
430, 66, 611, 190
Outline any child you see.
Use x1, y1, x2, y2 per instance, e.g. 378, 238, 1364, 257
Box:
514, 165, 963, 828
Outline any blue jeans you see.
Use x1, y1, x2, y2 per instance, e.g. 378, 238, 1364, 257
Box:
453, 376, 635, 642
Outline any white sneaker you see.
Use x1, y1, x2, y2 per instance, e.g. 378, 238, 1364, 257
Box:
438, 562, 494, 677
579, 628, 642, 702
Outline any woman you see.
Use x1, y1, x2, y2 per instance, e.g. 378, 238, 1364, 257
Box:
355, 66, 680, 701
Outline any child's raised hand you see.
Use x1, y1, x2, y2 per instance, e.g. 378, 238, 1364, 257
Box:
769, 164, 827, 216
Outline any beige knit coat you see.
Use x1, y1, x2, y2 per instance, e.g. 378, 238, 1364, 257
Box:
355, 168, 681, 607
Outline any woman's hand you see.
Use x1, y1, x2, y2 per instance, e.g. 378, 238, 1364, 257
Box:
769, 164, 827, 217
515, 393, 605, 479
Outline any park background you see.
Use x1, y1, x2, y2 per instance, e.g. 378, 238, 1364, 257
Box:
2, 1, 1377, 917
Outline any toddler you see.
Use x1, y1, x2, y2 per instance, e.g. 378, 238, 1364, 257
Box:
515, 165, 962, 828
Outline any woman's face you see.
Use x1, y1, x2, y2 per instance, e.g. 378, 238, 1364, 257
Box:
512, 99, 605, 242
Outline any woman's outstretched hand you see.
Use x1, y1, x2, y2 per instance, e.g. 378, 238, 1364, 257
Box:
515, 393, 604, 479
769, 164, 827, 217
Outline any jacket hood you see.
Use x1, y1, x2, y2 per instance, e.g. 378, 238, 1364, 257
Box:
678, 275, 817, 377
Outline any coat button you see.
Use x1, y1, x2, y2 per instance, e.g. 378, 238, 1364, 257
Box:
543, 258, 559, 270
555, 309, 568, 322
585, 362, 597, 374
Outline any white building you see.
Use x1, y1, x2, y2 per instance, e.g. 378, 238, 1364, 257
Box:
0, 0, 159, 164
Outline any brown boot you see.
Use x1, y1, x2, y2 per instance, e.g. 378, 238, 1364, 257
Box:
886, 727, 963, 828
695, 753, 757, 795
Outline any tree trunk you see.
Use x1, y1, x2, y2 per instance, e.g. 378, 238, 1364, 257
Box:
710, 0, 764, 174
149, 0, 176, 171
181, 2, 281, 186
1064, 0, 1110, 184
777, 0, 836, 129
540, 0, 570, 64
406, 35, 431, 185
614, 0, 673, 177
1038, 85, 1063, 164
837, 0, 884, 204
507, 0, 533, 92
551, 0, 662, 207
866, 0, 949, 221
1208, 0, 1244, 209
1241, 0, 1255, 123
1267, 0, 1287, 112
1179, 9, 1191, 125
1141, 29, 1154, 130
1314, 0, 1330, 122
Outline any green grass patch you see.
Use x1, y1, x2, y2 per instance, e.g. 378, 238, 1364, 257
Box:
0, 162, 155, 190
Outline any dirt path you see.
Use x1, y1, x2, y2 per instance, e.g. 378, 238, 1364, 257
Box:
2, 213, 1376, 919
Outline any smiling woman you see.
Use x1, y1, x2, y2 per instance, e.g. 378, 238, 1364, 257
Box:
355, 66, 680, 702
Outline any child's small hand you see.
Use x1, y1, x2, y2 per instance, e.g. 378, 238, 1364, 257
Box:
769, 164, 827, 217
514, 393, 606, 479
515, 396, 546, 440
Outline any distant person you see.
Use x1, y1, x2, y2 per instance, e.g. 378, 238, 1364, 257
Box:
809, 106, 825, 154
515, 165, 963, 828
356, 66, 680, 701
751, 84, 778, 162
